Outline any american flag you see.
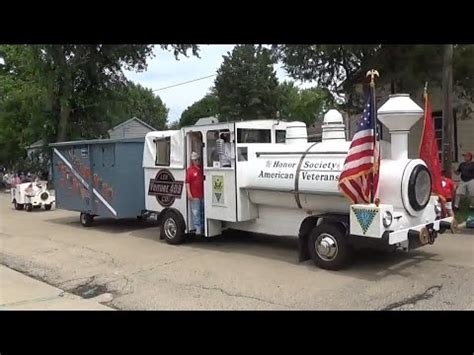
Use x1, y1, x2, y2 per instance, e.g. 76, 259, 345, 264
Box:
338, 90, 380, 204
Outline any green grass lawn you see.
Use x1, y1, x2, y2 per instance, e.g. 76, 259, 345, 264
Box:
455, 198, 473, 224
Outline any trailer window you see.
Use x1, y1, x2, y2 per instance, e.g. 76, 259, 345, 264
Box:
207, 129, 232, 167
155, 137, 170, 166
237, 129, 271, 143
276, 130, 286, 143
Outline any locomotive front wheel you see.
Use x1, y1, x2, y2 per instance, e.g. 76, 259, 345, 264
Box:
308, 223, 353, 271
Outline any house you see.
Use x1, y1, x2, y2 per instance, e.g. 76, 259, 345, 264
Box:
307, 124, 322, 142
108, 117, 157, 139
309, 83, 474, 178
26, 140, 45, 159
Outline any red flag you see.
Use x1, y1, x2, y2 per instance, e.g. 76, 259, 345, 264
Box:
419, 93, 445, 201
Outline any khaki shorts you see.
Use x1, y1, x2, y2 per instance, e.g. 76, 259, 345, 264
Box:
456, 179, 474, 197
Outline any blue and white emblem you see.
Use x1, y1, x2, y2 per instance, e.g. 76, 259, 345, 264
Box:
352, 207, 378, 234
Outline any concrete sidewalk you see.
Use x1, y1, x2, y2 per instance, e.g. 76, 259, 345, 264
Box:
0, 265, 112, 310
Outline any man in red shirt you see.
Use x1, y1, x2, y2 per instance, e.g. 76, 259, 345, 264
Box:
441, 170, 456, 217
186, 152, 204, 235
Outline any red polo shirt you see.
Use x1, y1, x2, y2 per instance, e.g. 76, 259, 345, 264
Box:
441, 177, 455, 201
186, 165, 204, 199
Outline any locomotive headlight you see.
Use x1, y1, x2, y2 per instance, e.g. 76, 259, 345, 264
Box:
408, 164, 432, 211
382, 211, 393, 228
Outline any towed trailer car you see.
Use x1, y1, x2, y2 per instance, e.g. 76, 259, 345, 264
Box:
50, 138, 146, 226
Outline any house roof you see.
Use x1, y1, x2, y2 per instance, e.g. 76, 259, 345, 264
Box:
50, 137, 145, 147
27, 139, 44, 150
108, 117, 156, 133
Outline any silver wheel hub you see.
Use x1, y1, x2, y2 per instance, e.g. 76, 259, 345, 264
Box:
315, 233, 338, 261
164, 218, 177, 239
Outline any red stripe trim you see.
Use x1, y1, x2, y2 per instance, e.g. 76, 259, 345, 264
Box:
339, 163, 373, 181
339, 183, 357, 204
350, 135, 374, 148
350, 179, 369, 203
343, 149, 374, 164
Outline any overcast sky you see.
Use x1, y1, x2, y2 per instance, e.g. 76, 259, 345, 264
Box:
124, 45, 317, 124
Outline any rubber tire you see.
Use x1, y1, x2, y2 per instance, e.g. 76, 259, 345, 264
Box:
13, 200, 24, 210
45, 204, 52, 211
25, 204, 33, 212
80, 212, 94, 227
308, 223, 353, 271
160, 210, 186, 245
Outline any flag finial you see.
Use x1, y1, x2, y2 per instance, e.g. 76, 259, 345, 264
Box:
424, 81, 428, 99
366, 69, 379, 87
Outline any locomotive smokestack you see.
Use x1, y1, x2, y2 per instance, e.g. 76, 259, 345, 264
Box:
286, 121, 308, 144
377, 94, 424, 160
322, 110, 346, 142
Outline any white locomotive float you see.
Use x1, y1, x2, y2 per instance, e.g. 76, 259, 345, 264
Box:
11, 181, 55, 212
143, 93, 453, 270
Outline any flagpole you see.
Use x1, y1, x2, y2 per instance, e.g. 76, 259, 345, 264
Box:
366, 69, 379, 204
424, 81, 428, 114
420, 82, 429, 157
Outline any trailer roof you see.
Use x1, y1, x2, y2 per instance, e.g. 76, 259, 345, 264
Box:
49, 137, 145, 147
181, 118, 291, 129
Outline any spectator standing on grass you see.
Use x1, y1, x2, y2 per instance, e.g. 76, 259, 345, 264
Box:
453, 152, 474, 210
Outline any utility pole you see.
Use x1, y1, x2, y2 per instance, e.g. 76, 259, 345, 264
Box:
442, 44, 454, 177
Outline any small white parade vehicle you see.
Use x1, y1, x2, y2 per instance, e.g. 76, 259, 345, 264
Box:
11, 181, 55, 212
141, 93, 453, 270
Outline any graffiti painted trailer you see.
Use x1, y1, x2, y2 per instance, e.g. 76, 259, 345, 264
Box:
50, 138, 146, 226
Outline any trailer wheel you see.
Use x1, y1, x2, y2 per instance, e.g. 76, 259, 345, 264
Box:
308, 223, 353, 271
13, 200, 24, 210
44, 204, 52, 211
25, 204, 33, 212
160, 210, 185, 245
80, 212, 94, 227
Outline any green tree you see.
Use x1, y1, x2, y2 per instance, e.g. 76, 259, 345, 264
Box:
277, 81, 300, 118
273, 45, 474, 113
167, 121, 180, 130
277, 81, 336, 126
178, 92, 219, 127
0, 46, 50, 168
0, 44, 198, 167
111, 82, 169, 130
215, 45, 280, 121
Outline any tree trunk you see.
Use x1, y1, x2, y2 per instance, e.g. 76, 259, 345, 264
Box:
56, 97, 71, 142
442, 44, 454, 177
55, 47, 72, 143
390, 79, 396, 94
